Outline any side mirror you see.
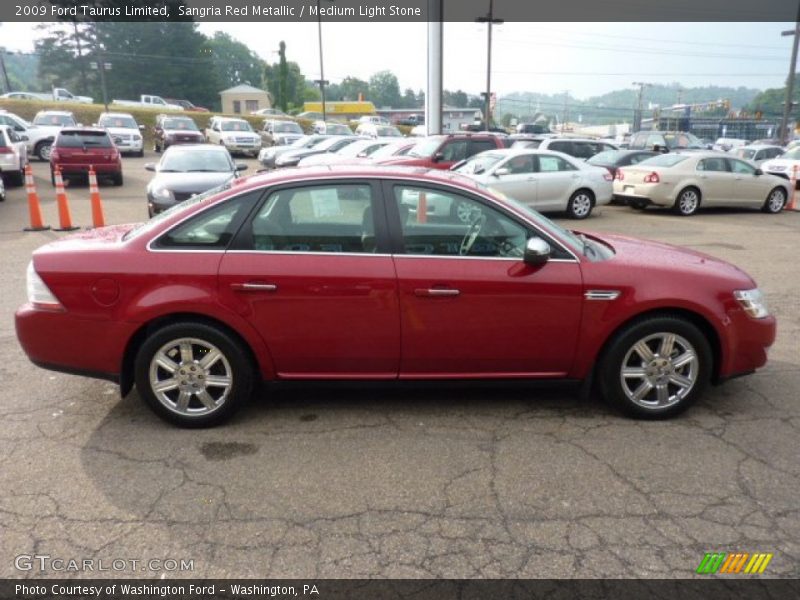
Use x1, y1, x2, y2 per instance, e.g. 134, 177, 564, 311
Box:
494, 167, 510, 177
523, 237, 551, 266
754, 168, 763, 176
432, 152, 444, 163
235, 163, 248, 171
144, 163, 156, 171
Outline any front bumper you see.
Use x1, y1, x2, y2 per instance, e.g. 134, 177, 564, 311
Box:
719, 310, 776, 380
223, 141, 261, 153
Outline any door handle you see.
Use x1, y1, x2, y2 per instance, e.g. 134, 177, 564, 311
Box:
414, 288, 460, 297
230, 282, 278, 292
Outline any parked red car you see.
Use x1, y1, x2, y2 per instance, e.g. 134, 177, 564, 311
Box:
16, 167, 775, 427
49, 128, 123, 186
378, 133, 507, 170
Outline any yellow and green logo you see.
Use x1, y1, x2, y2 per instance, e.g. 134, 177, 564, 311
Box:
696, 552, 773, 575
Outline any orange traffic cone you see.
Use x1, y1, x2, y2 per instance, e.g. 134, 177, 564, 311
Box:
88, 166, 105, 228
53, 166, 79, 231
786, 165, 799, 211
23, 164, 50, 231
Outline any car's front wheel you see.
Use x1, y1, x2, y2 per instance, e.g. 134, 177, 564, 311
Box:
599, 315, 712, 419
567, 189, 594, 219
762, 187, 787, 214
36, 141, 53, 161
134, 322, 254, 427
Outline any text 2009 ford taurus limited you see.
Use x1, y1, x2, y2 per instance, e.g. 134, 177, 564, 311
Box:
15, 166, 776, 427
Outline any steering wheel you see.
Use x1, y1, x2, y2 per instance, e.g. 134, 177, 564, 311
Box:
459, 214, 486, 256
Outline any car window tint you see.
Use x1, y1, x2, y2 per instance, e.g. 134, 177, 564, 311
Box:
250, 184, 375, 254
57, 131, 112, 148
158, 194, 252, 249
697, 158, 729, 172
470, 140, 497, 156
730, 159, 756, 175
503, 154, 535, 174
629, 153, 648, 165
393, 186, 527, 259
441, 140, 468, 161
646, 134, 664, 148
548, 141, 571, 154
537, 155, 575, 172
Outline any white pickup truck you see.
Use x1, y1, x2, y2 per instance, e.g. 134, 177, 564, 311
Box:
112, 95, 184, 111
15, 87, 93, 104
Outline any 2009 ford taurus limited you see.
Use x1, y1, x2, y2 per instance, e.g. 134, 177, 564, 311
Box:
15, 166, 776, 427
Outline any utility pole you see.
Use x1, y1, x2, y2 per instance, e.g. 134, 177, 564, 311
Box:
315, 0, 331, 122
90, 49, 110, 112
780, 2, 800, 145
477, 0, 503, 131
633, 81, 652, 132
676, 87, 684, 105
0, 50, 11, 93
562, 91, 569, 133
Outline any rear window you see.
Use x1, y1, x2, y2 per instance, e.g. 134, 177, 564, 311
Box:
33, 113, 76, 127
587, 150, 622, 165
638, 154, 689, 168
57, 131, 112, 148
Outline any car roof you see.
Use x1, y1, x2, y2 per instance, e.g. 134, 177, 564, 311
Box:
99, 112, 135, 119
36, 110, 74, 116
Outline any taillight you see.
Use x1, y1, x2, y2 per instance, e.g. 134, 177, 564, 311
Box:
644, 172, 660, 183
0, 146, 14, 154
615, 170, 624, 181
603, 171, 613, 182
26, 262, 64, 311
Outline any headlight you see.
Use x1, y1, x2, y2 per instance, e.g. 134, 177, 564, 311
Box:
150, 187, 173, 201
734, 288, 769, 319
133, 135, 142, 142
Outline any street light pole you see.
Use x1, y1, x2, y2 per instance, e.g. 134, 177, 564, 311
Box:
633, 81, 651, 132
315, 0, 331, 122
780, 2, 800, 145
477, 0, 503, 131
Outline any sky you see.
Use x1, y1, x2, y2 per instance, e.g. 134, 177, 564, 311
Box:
0, 21, 795, 99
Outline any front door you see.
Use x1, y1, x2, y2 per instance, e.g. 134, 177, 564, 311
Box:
218, 181, 400, 378
385, 182, 584, 378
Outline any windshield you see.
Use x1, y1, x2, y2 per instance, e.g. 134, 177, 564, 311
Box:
735, 148, 756, 160
780, 147, 800, 160
124, 181, 233, 241
408, 138, 442, 158
325, 123, 352, 135
57, 131, 112, 148
339, 140, 386, 157
160, 149, 232, 172
587, 150, 622, 165
274, 121, 302, 134
33, 113, 75, 127
453, 152, 505, 175
664, 132, 704, 149
637, 153, 690, 167
221, 120, 253, 132
376, 126, 402, 137
163, 118, 199, 131
369, 141, 411, 159
99, 115, 138, 129
315, 137, 354, 151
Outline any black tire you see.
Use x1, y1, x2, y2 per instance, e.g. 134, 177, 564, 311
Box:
566, 189, 595, 219
673, 187, 701, 216
762, 187, 787, 214
598, 315, 712, 419
135, 149, 145, 158
113, 172, 123, 186
50, 168, 55, 186
154, 141, 161, 153
9, 168, 24, 187
134, 322, 254, 428
36, 141, 53, 162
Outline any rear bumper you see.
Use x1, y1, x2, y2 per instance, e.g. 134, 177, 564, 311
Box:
15, 304, 135, 379
56, 162, 122, 175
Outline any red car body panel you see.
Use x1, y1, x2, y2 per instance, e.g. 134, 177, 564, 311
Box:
15, 167, 776, 392
50, 128, 122, 177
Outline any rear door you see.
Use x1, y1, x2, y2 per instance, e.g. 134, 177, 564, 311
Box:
218, 180, 400, 378
384, 180, 583, 377
534, 154, 581, 211
696, 156, 733, 204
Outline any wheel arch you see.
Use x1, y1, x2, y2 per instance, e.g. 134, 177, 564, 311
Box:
593, 307, 722, 385
119, 312, 267, 397
676, 183, 702, 202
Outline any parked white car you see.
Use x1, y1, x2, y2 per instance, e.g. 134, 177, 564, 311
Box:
298, 138, 394, 167
452, 148, 613, 219
733, 145, 785, 166
0, 124, 29, 186
0, 110, 55, 162
355, 123, 403, 139
31, 111, 78, 160
312, 120, 354, 136
96, 112, 145, 157
712, 137, 748, 153
762, 146, 800, 187
205, 117, 261, 156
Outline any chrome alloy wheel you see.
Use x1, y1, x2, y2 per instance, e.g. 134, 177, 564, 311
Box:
619, 332, 699, 410
678, 189, 699, 215
571, 192, 593, 218
767, 188, 786, 213
148, 337, 233, 417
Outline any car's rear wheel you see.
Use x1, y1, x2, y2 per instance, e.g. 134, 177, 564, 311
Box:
36, 141, 53, 161
762, 187, 787, 214
134, 322, 254, 428
599, 316, 712, 419
567, 189, 594, 219
673, 187, 701, 216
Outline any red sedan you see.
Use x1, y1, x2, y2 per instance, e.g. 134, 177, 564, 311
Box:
15, 167, 775, 427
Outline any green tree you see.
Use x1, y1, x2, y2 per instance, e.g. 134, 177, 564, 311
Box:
34, 22, 95, 96
368, 70, 401, 108
443, 89, 469, 107
338, 76, 369, 101
208, 31, 265, 90
264, 60, 306, 109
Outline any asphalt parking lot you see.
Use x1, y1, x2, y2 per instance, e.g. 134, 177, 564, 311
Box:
0, 153, 798, 579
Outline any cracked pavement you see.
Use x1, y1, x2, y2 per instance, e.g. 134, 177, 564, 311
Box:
0, 158, 798, 579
